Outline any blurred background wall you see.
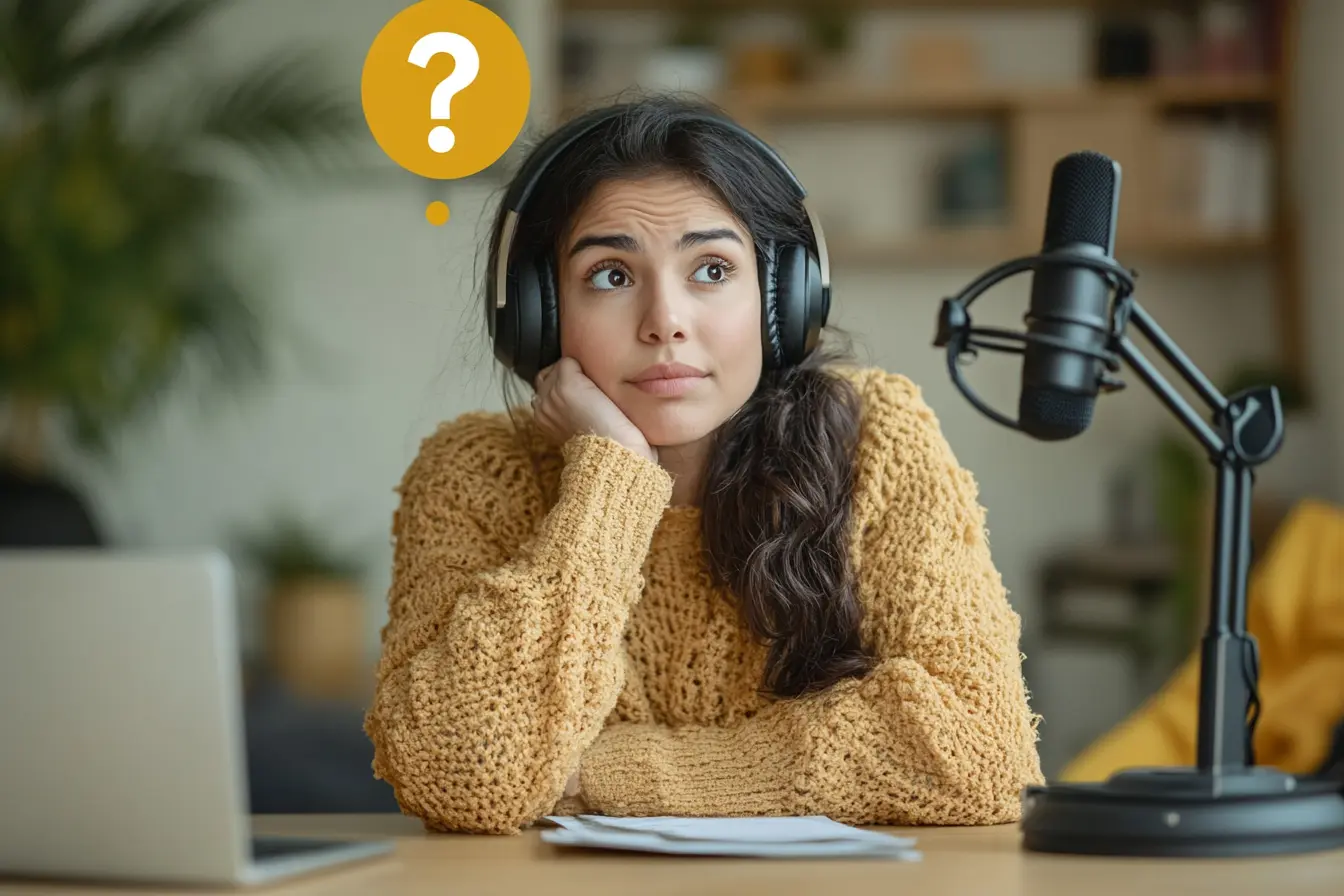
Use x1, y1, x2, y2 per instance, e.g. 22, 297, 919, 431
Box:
3, 0, 1341, 804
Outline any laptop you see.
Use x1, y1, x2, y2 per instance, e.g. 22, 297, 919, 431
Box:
0, 549, 395, 887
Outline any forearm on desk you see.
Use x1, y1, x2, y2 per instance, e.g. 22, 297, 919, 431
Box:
366, 434, 673, 835
577, 650, 1037, 826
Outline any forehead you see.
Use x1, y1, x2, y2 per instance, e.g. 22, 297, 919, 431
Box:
567, 173, 742, 236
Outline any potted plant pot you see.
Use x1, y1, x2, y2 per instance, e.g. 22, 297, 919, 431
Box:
264, 574, 366, 701
237, 513, 371, 702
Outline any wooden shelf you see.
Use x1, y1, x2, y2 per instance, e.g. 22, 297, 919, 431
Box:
717, 84, 1020, 120
827, 228, 1270, 267
563, 76, 1274, 122
1121, 231, 1273, 260
564, 0, 1179, 10
829, 228, 1021, 265
1148, 74, 1277, 108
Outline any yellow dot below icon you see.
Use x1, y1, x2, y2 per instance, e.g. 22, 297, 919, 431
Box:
426, 201, 450, 226
362, 0, 531, 181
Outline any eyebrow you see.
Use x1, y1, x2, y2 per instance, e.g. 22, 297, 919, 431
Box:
567, 228, 744, 258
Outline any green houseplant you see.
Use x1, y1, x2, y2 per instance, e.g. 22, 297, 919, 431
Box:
0, 0, 363, 544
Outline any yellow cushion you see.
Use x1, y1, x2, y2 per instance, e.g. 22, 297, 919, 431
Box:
1062, 499, 1344, 781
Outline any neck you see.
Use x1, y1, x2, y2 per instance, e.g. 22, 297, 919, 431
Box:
656, 436, 713, 508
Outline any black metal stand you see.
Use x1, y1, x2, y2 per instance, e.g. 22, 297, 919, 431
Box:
934, 250, 1344, 858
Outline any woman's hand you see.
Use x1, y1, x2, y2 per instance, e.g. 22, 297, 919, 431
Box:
531, 358, 657, 463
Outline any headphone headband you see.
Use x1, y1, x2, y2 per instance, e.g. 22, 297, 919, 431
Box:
488, 103, 831, 321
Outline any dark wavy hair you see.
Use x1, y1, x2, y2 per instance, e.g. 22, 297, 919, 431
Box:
480, 93, 874, 699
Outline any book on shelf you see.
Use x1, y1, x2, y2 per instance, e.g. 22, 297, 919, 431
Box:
1156, 118, 1272, 240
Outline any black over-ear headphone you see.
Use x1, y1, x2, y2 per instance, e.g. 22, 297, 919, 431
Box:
486, 103, 832, 385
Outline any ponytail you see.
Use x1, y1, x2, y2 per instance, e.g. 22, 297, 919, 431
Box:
700, 342, 874, 698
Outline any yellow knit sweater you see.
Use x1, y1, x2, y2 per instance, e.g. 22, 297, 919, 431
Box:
364, 365, 1044, 835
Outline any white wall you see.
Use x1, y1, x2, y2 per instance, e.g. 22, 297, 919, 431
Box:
65, 0, 1342, 776
1294, 0, 1344, 503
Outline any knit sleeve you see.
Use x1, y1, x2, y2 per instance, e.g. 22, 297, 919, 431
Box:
363, 417, 672, 835
576, 373, 1044, 825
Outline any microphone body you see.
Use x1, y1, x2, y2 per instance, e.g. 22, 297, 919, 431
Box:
1018, 151, 1122, 440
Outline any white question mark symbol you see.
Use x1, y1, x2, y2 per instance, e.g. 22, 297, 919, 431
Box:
408, 32, 479, 154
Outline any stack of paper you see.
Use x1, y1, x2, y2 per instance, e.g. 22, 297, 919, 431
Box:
540, 815, 921, 859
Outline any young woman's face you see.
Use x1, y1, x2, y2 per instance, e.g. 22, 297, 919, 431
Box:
557, 172, 763, 449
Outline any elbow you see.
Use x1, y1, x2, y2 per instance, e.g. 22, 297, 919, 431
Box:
900, 759, 1038, 827
947, 721, 1046, 826
368, 731, 556, 835
898, 702, 1044, 827
364, 705, 565, 836
389, 773, 545, 836
954, 768, 1037, 826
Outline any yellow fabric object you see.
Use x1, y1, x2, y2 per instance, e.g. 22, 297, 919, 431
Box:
1062, 499, 1344, 781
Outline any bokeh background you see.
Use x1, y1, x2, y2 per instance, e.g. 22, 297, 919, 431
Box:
4, 0, 1342, 812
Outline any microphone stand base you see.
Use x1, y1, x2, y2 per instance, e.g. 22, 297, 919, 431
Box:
1020, 766, 1344, 857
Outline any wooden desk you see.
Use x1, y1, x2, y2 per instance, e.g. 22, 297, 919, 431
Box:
4, 813, 1343, 895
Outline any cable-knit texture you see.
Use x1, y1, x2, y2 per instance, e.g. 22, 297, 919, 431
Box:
364, 367, 1044, 835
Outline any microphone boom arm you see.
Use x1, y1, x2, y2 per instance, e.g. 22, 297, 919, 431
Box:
1116, 300, 1226, 457
1116, 297, 1283, 774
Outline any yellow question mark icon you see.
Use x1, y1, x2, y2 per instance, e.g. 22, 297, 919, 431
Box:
361, 0, 531, 224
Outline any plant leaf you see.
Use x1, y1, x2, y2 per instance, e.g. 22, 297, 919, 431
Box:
2, 0, 224, 102
234, 512, 368, 586
187, 52, 365, 176
0, 1, 362, 464
0, 0, 94, 100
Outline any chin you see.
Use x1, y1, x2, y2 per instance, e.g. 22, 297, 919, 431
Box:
624, 401, 726, 449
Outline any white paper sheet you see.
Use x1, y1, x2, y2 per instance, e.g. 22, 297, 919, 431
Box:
540, 815, 921, 859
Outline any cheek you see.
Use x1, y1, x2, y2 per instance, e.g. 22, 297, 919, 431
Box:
711, 293, 763, 385
558, 297, 623, 382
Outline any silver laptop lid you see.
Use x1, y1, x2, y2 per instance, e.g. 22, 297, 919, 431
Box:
0, 550, 252, 884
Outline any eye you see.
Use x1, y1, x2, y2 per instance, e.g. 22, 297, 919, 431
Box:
587, 262, 631, 290
691, 257, 736, 284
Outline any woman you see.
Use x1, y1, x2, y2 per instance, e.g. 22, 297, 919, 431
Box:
364, 94, 1044, 836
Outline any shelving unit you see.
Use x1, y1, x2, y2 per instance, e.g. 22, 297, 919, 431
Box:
555, 0, 1306, 390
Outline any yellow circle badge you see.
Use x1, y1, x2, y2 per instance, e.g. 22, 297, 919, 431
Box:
361, 0, 530, 192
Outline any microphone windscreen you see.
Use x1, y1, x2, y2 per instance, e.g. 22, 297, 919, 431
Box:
1019, 384, 1095, 441
1018, 150, 1120, 440
1042, 150, 1119, 254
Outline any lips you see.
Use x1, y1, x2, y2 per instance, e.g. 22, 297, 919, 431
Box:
630, 362, 708, 383
628, 362, 709, 398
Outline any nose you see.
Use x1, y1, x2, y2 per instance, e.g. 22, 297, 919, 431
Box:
638, 274, 688, 345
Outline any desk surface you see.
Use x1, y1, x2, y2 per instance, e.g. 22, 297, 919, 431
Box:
4, 813, 1344, 895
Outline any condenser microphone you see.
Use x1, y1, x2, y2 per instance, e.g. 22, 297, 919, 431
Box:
1017, 151, 1123, 440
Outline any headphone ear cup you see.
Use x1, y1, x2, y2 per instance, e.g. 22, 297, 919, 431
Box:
511, 255, 545, 385
536, 253, 561, 375
757, 239, 785, 370
494, 265, 521, 371
806, 249, 827, 356
771, 242, 825, 366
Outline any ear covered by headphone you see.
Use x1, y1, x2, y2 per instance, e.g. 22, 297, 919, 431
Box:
487, 104, 832, 386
